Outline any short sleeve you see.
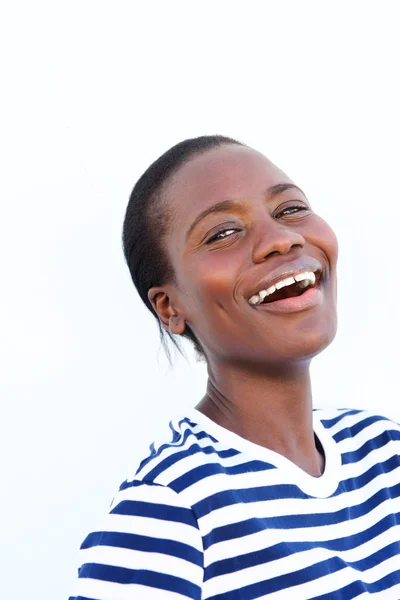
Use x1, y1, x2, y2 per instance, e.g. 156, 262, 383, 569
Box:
69, 480, 204, 600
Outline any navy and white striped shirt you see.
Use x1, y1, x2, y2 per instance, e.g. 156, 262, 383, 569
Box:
69, 407, 400, 599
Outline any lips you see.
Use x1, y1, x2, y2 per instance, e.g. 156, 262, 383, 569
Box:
245, 257, 325, 313
246, 257, 323, 302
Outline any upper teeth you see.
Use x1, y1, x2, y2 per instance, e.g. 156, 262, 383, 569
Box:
248, 270, 317, 305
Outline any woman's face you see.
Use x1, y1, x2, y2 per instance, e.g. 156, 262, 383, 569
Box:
152, 144, 338, 366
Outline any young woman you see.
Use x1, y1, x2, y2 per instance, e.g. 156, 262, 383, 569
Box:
69, 136, 400, 599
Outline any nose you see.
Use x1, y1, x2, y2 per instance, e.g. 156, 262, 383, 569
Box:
252, 215, 306, 263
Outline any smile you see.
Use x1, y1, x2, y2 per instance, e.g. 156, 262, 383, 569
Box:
248, 269, 322, 306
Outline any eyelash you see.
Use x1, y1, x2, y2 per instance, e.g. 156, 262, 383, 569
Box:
206, 227, 241, 244
275, 204, 309, 218
206, 204, 309, 244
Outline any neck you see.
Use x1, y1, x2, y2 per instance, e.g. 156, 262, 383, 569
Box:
195, 359, 324, 477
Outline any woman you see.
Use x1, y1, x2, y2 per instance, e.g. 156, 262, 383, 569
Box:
69, 136, 400, 599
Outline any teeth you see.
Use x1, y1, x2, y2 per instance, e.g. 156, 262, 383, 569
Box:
283, 276, 296, 287
248, 270, 318, 305
294, 271, 315, 283
299, 280, 310, 288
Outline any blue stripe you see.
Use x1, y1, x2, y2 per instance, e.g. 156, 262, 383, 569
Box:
119, 479, 163, 492
309, 568, 400, 599
210, 556, 347, 599
136, 420, 226, 476
143, 441, 239, 482
170, 459, 275, 494
309, 580, 374, 600
202, 486, 400, 549
341, 430, 400, 464
68, 596, 98, 600
111, 499, 198, 527
205, 520, 400, 579
174, 449, 399, 497
340, 455, 400, 491
192, 455, 400, 520
81, 531, 203, 566
209, 557, 400, 599
319, 409, 364, 428
194, 484, 308, 518
135, 419, 198, 475
333, 414, 390, 442
78, 563, 201, 598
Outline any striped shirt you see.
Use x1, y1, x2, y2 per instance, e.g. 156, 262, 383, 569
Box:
69, 407, 400, 599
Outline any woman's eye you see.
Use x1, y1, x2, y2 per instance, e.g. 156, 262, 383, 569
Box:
276, 204, 309, 218
206, 228, 240, 244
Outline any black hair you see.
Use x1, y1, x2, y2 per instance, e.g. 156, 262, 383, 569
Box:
122, 134, 244, 360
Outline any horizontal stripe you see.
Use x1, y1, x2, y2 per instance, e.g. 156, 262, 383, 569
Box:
341, 430, 400, 464
192, 458, 400, 521
79, 545, 203, 582
319, 409, 366, 429
79, 563, 201, 598
333, 414, 391, 443
204, 543, 400, 598
81, 531, 203, 565
69, 408, 400, 599
203, 484, 400, 549
205, 496, 400, 566
110, 499, 197, 526
135, 425, 238, 478
70, 577, 194, 600
205, 521, 400, 579
198, 456, 400, 536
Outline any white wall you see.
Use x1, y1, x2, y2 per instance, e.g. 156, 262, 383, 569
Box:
1, 2, 399, 598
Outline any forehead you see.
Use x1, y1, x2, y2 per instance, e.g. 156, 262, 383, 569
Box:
165, 145, 293, 222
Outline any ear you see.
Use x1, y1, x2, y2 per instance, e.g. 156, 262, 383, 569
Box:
148, 286, 186, 335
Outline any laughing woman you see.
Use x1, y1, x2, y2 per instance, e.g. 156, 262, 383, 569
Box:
69, 136, 400, 599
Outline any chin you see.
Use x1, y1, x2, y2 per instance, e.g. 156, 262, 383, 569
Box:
283, 320, 338, 363
250, 316, 338, 366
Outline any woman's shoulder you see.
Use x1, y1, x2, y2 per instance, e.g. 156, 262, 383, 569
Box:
118, 411, 221, 494
314, 405, 400, 431
314, 405, 400, 456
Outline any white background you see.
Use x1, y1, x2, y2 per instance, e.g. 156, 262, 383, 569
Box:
1, 2, 399, 598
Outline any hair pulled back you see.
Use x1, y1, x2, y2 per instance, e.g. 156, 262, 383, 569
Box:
122, 135, 243, 358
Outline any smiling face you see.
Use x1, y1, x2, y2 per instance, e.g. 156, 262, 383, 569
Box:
149, 144, 338, 368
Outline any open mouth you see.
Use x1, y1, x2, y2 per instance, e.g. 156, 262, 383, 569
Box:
249, 270, 323, 306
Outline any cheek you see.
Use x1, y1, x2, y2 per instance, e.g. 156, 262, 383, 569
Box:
309, 216, 339, 267
182, 249, 242, 302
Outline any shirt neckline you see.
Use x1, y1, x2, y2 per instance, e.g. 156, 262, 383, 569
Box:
185, 407, 342, 498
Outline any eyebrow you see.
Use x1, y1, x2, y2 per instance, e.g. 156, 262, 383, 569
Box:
186, 183, 305, 240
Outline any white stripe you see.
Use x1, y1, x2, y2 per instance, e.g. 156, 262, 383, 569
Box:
151, 446, 252, 487
341, 441, 400, 479
71, 577, 191, 600
198, 463, 400, 535
111, 482, 188, 507
136, 430, 234, 481
79, 545, 203, 581
204, 492, 399, 565
203, 527, 400, 596
269, 554, 400, 600
337, 418, 400, 453
327, 410, 398, 437
96, 513, 203, 552
180, 449, 399, 512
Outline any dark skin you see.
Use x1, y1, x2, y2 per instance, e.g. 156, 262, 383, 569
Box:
149, 145, 338, 477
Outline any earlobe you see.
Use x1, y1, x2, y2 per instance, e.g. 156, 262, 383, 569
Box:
148, 287, 186, 335
168, 313, 186, 335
